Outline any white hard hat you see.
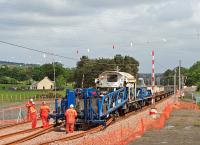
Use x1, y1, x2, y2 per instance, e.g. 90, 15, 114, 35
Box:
32, 102, 35, 105
30, 99, 33, 102
70, 104, 74, 108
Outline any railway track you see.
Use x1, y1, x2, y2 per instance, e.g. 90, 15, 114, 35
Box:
0, 118, 42, 131
41, 94, 171, 145
4, 125, 54, 145
39, 93, 171, 145
0, 121, 29, 130
2, 92, 174, 145
39, 117, 114, 145
0, 126, 42, 140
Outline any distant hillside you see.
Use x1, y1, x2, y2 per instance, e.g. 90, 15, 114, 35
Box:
0, 60, 38, 67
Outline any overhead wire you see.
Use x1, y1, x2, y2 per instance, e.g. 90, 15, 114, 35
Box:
0, 40, 78, 61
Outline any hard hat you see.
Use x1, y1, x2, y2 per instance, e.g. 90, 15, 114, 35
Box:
30, 98, 33, 102
32, 102, 35, 105
70, 104, 74, 108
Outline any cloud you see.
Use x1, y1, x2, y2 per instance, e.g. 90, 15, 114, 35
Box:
0, 0, 199, 73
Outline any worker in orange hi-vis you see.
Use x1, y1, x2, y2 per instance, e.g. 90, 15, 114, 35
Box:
40, 101, 50, 128
65, 104, 77, 133
26, 98, 33, 121
30, 102, 37, 128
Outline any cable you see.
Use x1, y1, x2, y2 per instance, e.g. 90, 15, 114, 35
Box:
155, 60, 170, 71
0, 40, 78, 61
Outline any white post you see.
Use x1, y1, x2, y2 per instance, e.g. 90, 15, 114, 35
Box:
3, 109, 4, 121
179, 60, 181, 98
52, 59, 56, 99
17, 107, 22, 123
174, 69, 177, 103
135, 82, 137, 100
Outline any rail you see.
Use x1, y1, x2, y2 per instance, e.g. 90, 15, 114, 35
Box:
3, 91, 174, 145
39, 117, 114, 145
0, 126, 42, 140
4, 124, 54, 145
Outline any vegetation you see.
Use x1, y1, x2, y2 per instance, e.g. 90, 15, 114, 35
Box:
162, 60, 200, 91
0, 62, 74, 90
0, 90, 64, 102
162, 67, 188, 85
0, 54, 139, 95
0, 83, 73, 102
74, 55, 139, 88
186, 61, 200, 90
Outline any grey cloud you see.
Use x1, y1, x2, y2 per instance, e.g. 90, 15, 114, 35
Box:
0, 0, 199, 73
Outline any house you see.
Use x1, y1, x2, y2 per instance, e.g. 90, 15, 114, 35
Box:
30, 76, 54, 90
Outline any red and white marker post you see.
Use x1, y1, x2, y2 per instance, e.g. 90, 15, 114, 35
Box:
150, 50, 158, 119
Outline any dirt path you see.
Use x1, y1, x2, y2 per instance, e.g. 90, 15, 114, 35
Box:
129, 109, 200, 145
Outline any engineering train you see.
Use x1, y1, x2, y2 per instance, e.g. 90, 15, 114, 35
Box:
49, 71, 174, 130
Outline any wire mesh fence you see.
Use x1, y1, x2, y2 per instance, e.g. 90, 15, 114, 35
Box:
0, 100, 55, 125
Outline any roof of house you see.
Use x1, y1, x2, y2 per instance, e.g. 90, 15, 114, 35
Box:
31, 76, 54, 86
43, 76, 54, 83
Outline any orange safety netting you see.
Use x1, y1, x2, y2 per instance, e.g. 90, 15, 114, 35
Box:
77, 102, 199, 145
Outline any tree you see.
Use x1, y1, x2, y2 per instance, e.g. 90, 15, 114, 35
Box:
186, 61, 200, 86
74, 55, 139, 87
56, 75, 66, 89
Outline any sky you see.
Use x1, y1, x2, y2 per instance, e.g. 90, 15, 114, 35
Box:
0, 0, 200, 73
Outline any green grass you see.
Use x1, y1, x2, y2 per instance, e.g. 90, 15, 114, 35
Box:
196, 91, 200, 94
0, 90, 64, 102
0, 83, 74, 102
0, 84, 29, 90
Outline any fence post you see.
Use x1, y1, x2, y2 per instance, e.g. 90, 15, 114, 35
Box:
3, 109, 5, 122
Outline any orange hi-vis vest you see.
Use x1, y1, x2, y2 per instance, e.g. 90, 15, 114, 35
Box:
30, 106, 36, 114
40, 105, 50, 117
26, 102, 32, 109
30, 106, 36, 113
65, 108, 77, 124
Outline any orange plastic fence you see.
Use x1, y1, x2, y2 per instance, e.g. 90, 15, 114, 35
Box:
77, 102, 199, 145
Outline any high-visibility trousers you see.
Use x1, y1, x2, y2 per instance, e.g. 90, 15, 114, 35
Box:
31, 114, 37, 129
41, 115, 49, 128
27, 111, 30, 121
66, 123, 75, 133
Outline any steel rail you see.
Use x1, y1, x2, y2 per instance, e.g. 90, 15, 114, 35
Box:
39, 117, 114, 145
0, 126, 42, 140
4, 125, 54, 145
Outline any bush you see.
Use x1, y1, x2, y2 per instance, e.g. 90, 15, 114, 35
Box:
197, 82, 200, 91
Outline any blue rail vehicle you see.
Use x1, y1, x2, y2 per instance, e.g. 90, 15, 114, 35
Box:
49, 71, 156, 130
